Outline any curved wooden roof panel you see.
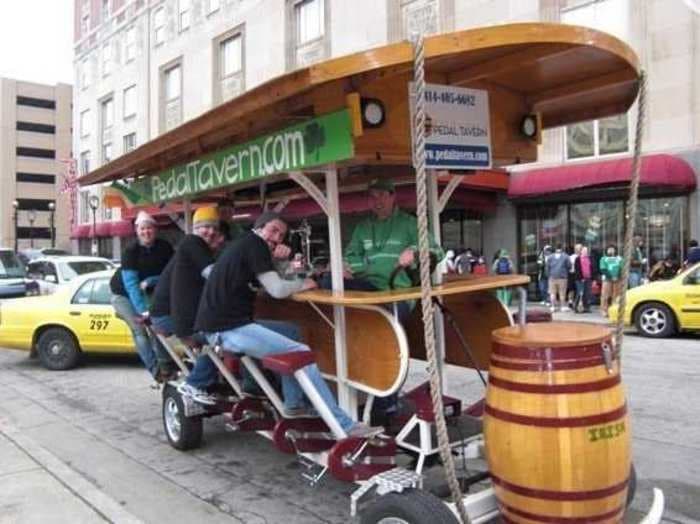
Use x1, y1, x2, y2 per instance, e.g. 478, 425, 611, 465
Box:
80, 23, 639, 187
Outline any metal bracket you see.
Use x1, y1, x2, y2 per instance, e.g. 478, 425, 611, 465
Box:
437, 173, 462, 214
288, 171, 329, 216
181, 391, 208, 417
350, 468, 423, 517
601, 342, 615, 374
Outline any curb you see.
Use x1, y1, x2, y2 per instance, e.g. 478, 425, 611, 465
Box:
0, 416, 144, 524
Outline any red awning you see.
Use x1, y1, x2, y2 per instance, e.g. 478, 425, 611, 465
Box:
71, 219, 135, 239
508, 154, 696, 199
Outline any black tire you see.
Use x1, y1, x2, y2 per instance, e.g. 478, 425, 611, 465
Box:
360, 489, 458, 524
634, 302, 676, 338
36, 328, 81, 370
162, 385, 203, 451
626, 463, 637, 508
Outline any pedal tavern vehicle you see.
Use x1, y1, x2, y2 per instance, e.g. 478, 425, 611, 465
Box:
80, 23, 664, 524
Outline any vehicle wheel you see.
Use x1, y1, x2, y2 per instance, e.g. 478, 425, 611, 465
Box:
162, 385, 203, 451
37, 328, 81, 370
360, 489, 458, 524
626, 463, 637, 508
634, 302, 676, 338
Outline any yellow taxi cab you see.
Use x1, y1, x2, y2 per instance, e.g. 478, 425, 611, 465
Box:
0, 270, 134, 370
609, 262, 700, 338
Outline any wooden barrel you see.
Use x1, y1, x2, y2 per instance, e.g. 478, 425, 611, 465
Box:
484, 322, 630, 524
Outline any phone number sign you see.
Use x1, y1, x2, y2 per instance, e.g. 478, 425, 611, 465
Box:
410, 83, 492, 170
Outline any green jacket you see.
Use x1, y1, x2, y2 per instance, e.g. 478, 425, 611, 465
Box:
599, 255, 623, 281
344, 207, 444, 290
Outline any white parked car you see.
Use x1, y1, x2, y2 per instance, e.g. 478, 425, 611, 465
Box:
25, 256, 115, 295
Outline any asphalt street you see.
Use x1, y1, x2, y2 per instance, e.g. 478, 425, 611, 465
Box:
0, 319, 698, 523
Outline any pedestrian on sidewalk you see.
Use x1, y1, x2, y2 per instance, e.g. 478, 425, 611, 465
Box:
537, 245, 552, 305
567, 244, 582, 309
574, 245, 593, 313
629, 235, 646, 288
492, 249, 513, 306
546, 244, 571, 312
599, 245, 623, 317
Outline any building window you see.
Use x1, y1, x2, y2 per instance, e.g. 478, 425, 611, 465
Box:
161, 62, 182, 131
80, 151, 91, 176
125, 26, 136, 62
215, 30, 244, 103
154, 7, 166, 45
101, 98, 114, 164
179, 0, 191, 32
296, 0, 324, 44
123, 132, 137, 153
16, 96, 56, 109
101, 0, 110, 21
81, 57, 91, 89
289, 0, 328, 69
207, 0, 220, 14
123, 85, 136, 118
16, 173, 55, 184
566, 114, 629, 160
16, 147, 55, 159
102, 42, 112, 76
80, 109, 91, 138
79, 191, 90, 224
16, 122, 55, 134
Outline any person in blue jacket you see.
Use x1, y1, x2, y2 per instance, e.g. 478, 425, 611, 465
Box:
110, 211, 174, 379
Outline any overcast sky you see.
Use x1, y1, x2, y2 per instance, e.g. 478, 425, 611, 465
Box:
0, 0, 74, 85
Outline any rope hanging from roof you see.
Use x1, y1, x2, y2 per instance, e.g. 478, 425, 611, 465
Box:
614, 71, 647, 358
411, 31, 472, 524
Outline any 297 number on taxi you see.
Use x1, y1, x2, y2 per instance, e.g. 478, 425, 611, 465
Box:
89, 319, 110, 331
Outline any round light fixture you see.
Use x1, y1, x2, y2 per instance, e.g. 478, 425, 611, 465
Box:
361, 98, 385, 128
520, 114, 539, 139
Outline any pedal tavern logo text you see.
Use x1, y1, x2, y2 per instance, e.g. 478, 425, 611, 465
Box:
126, 109, 354, 204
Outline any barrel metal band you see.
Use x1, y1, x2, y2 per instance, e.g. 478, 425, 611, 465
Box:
490, 355, 605, 372
488, 374, 621, 394
491, 474, 629, 501
484, 403, 627, 428
501, 503, 624, 522
492, 342, 611, 361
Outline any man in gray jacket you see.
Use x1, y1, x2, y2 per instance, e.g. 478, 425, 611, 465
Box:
546, 244, 571, 312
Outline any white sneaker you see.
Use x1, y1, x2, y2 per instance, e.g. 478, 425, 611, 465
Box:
347, 423, 384, 438
177, 383, 217, 405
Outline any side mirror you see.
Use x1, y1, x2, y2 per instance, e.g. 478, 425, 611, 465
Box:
45, 275, 58, 283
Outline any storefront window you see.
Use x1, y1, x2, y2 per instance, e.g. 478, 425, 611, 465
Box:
634, 197, 687, 266
518, 205, 567, 293
440, 209, 483, 253
518, 196, 688, 298
570, 201, 624, 260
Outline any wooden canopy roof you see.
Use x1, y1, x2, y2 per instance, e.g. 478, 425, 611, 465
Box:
80, 22, 639, 189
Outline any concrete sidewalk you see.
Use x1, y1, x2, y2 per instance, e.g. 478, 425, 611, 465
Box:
0, 416, 143, 524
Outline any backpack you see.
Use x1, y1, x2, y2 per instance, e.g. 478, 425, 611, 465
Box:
496, 257, 511, 275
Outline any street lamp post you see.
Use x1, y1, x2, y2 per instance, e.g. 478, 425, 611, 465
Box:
89, 195, 100, 256
12, 200, 19, 251
48, 202, 56, 248
27, 209, 37, 249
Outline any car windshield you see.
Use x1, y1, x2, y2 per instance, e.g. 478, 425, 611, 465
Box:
42, 249, 70, 256
58, 261, 113, 282
0, 251, 26, 278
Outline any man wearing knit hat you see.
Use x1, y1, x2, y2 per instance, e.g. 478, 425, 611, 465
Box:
190, 212, 382, 437
110, 210, 174, 379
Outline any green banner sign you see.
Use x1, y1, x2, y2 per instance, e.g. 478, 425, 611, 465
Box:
127, 109, 354, 204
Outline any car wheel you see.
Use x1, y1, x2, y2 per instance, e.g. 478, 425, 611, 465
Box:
37, 328, 81, 370
360, 489, 458, 524
162, 385, 203, 451
634, 302, 676, 338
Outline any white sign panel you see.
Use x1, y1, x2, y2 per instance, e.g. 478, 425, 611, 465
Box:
410, 83, 492, 170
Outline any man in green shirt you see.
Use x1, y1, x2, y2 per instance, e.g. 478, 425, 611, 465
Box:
319, 178, 443, 422
599, 245, 623, 317
341, 178, 443, 297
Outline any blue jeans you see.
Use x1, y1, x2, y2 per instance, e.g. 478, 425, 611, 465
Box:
628, 271, 642, 288
112, 295, 168, 377
187, 320, 301, 390
574, 279, 591, 311
538, 277, 549, 303
205, 321, 355, 431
